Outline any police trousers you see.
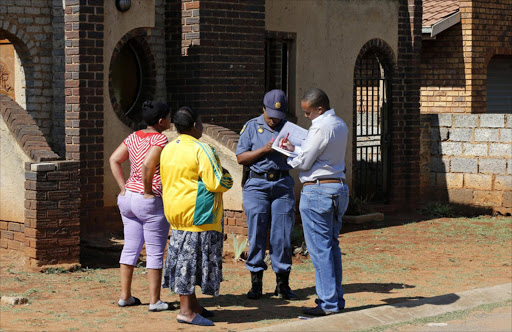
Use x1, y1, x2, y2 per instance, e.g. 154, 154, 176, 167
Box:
243, 175, 295, 274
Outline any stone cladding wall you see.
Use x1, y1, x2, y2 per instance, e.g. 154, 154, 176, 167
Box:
421, 113, 512, 214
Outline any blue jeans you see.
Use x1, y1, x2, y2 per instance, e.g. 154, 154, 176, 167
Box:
299, 182, 349, 312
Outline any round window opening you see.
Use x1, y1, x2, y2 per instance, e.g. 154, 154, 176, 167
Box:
110, 37, 155, 129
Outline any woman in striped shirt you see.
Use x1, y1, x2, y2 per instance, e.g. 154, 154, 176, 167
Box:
109, 101, 171, 312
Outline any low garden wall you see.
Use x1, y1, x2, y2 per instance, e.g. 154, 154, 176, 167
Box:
420, 113, 511, 214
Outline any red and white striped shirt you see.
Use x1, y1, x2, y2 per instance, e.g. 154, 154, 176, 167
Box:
124, 130, 168, 197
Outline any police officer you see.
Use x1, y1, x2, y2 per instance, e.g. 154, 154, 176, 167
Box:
236, 89, 298, 300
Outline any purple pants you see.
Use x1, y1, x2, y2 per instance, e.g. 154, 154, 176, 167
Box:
117, 190, 170, 269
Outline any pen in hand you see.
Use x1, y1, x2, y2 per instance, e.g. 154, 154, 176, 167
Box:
280, 133, 290, 148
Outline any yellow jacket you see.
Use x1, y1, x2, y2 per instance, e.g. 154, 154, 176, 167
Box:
160, 134, 233, 232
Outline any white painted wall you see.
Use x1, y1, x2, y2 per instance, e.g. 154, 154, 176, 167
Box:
164, 130, 244, 211
266, 0, 398, 187
103, 0, 156, 205
0, 117, 30, 222
14, 43, 26, 109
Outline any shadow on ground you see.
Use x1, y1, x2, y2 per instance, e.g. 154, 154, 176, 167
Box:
80, 233, 124, 269
344, 282, 415, 294
341, 212, 429, 234
199, 290, 317, 324
184, 287, 461, 324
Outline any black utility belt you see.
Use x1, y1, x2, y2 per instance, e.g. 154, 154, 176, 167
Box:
250, 170, 289, 181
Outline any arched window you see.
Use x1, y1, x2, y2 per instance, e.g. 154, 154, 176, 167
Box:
486, 56, 512, 114
111, 42, 142, 117
109, 33, 156, 129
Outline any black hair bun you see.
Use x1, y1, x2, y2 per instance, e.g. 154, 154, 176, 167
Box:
142, 100, 153, 109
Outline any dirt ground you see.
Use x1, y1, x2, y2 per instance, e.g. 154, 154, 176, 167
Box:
1, 214, 511, 331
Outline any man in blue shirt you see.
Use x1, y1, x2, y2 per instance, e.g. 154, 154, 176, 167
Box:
281, 88, 349, 315
236, 89, 298, 300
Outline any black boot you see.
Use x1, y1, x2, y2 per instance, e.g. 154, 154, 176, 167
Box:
247, 271, 263, 299
274, 271, 299, 300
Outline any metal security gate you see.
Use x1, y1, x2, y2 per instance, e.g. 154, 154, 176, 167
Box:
353, 53, 391, 202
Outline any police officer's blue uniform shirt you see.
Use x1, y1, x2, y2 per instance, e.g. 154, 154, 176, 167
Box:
236, 114, 292, 173
236, 113, 295, 274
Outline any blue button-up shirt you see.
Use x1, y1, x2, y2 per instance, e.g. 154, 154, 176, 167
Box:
236, 114, 292, 173
287, 109, 347, 183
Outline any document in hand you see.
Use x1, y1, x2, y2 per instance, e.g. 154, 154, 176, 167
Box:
272, 121, 308, 157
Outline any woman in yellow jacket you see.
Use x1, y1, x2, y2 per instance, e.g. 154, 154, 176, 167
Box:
160, 106, 233, 327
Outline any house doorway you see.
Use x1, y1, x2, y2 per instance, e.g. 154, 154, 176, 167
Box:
353, 43, 393, 202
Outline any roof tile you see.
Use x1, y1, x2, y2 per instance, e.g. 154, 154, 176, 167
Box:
423, 0, 460, 27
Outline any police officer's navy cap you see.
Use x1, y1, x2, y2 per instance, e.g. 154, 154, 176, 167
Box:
263, 89, 287, 119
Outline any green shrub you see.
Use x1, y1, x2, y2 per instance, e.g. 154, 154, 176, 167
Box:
232, 234, 248, 261
418, 201, 455, 218
290, 224, 304, 247
43, 267, 69, 274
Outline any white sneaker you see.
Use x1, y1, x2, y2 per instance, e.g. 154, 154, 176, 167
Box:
149, 300, 169, 312
118, 296, 141, 307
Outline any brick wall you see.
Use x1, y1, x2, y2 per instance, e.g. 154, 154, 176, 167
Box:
148, 0, 167, 103
422, 113, 511, 214
421, 24, 470, 113
166, 0, 266, 132
419, 0, 511, 211
165, 0, 198, 111
389, 0, 422, 209
0, 94, 59, 161
64, 0, 105, 235
202, 124, 249, 236
224, 210, 248, 236
51, 1, 67, 157
462, 0, 512, 112
24, 161, 80, 268
0, 220, 24, 253
0, 95, 80, 268
421, 0, 512, 115
0, 0, 62, 154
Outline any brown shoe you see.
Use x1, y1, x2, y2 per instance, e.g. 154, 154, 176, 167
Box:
303, 306, 337, 316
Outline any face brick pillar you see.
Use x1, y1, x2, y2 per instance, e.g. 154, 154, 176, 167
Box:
392, 0, 422, 209
24, 161, 81, 268
64, 1, 105, 234
166, 0, 265, 131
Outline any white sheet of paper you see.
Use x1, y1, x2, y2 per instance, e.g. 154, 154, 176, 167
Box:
272, 121, 308, 157
273, 145, 297, 157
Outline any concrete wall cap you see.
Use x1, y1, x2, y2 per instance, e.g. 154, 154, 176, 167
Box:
30, 163, 57, 172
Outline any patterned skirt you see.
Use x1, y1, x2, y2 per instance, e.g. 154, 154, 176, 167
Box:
162, 230, 223, 296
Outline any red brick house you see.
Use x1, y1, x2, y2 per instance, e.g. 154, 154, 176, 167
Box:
0, 0, 510, 269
